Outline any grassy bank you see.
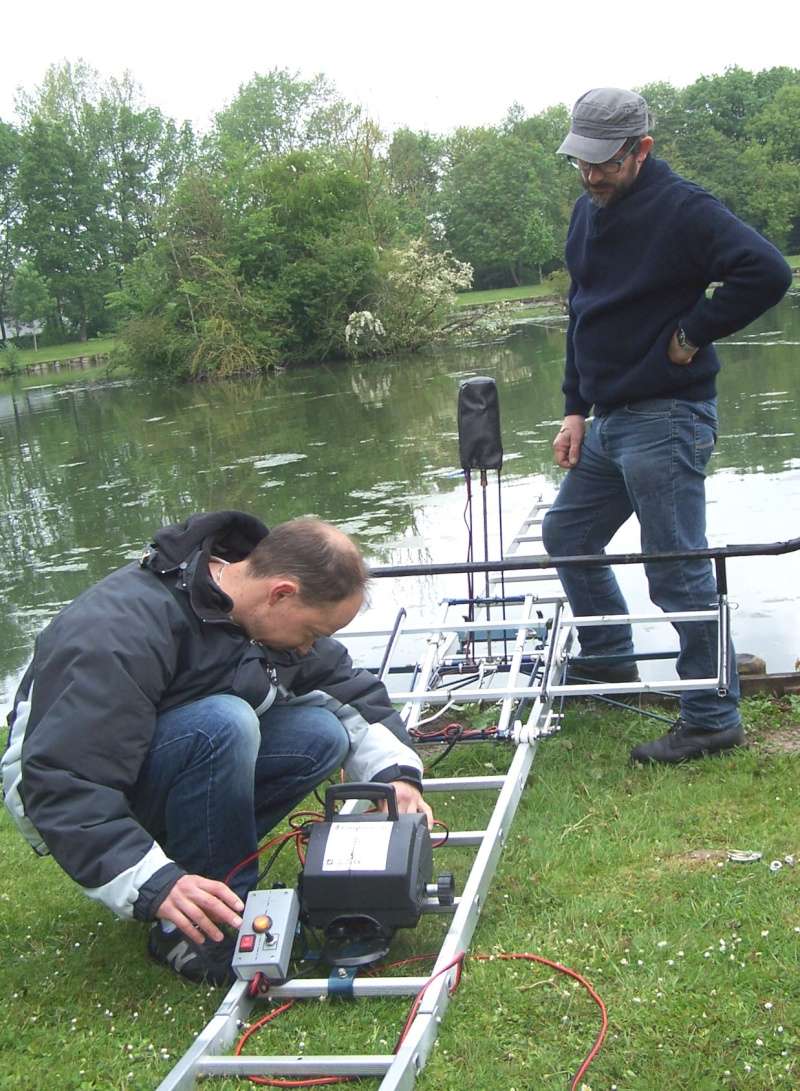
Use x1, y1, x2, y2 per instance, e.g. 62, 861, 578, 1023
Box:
1, 695, 798, 1089
454, 282, 559, 308
4, 336, 117, 367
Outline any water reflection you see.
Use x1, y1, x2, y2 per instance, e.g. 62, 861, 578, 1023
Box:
1, 296, 798, 708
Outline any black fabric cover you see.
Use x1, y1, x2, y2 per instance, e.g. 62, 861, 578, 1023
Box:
457, 377, 503, 471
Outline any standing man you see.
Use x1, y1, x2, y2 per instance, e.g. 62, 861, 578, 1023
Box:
3, 511, 430, 984
542, 88, 792, 764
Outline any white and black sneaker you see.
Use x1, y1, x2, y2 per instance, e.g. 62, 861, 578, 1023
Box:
147, 923, 236, 986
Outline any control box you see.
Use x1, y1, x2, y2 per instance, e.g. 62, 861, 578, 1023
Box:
231, 887, 300, 984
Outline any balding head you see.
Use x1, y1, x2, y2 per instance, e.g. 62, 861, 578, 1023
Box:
245, 518, 369, 604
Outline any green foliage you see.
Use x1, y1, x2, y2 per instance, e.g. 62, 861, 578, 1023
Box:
345, 239, 474, 357
440, 122, 576, 288
210, 67, 361, 164
14, 61, 195, 341
9, 261, 53, 348
0, 340, 22, 373
543, 267, 570, 300
116, 150, 381, 376
0, 119, 22, 342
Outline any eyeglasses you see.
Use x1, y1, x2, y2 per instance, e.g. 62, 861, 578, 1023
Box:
566, 141, 640, 176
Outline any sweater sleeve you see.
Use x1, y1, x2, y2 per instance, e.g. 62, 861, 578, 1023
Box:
678, 193, 792, 348
562, 279, 591, 417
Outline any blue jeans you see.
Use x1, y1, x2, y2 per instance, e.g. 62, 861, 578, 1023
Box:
131, 695, 350, 899
541, 398, 740, 731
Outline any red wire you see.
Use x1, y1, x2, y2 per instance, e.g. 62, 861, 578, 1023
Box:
234, 950, 607, 1090
224, 830, 305, 886
430, 818, 450, 848
234, 1001, 351, 1087
471, 953, 608, 1091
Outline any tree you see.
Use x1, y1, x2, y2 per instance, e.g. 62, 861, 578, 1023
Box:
210, 68, 360, 163
0, 120, 22, 344
747, 81, 800, 161
15, 61, 195, 339
17, 114, 112, 340
115, 150, 383, 377
9, 261, 53, 349
524, 210, 557, 283
387, 127, 445, 236
440, 122, 569, 287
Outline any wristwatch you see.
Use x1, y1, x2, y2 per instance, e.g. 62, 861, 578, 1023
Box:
676, 325, 699, 354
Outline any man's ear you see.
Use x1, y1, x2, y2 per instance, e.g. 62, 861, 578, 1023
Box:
637, 135, 654, 160
268, 579, 301, 605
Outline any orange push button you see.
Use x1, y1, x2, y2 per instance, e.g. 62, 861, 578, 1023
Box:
252, 915, 272, 934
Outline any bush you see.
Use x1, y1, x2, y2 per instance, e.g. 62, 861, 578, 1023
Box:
543, 268, 570, 301
0, 342, 23, 375
345, 239, 473, 357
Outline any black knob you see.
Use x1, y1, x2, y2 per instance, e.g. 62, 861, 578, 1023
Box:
436, 873, 455, 906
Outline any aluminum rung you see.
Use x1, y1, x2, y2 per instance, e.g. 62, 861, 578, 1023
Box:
422, 775, 506, 790
389, 677, 723, 702
199, 1055, 394, 1077
437, 830, 484, 846
566, 609, 717, 626
268, 977, 429, 999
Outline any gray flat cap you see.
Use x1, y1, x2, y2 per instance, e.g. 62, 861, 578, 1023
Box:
557, 87, 651, 162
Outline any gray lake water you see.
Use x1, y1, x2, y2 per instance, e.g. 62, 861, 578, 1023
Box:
2, 295, 799, 712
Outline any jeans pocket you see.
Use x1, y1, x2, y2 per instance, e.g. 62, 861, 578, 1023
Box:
693, 417, 717, 471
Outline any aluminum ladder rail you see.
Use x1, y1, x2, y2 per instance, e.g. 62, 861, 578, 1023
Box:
156, 591, 565, 1091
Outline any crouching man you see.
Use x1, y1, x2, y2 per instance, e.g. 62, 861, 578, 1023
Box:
2, 511, 430, 985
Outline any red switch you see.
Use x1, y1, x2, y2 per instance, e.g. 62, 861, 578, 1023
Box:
238, 933, 256, 953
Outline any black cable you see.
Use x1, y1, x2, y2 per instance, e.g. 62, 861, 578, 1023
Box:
424, 731, 464, 772
256, 829, 308, 885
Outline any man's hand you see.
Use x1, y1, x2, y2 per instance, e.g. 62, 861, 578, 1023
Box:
553, 415, 586, 469
380, 781, 434, 831
156, 874, 244, 945
667, 329, 697, 366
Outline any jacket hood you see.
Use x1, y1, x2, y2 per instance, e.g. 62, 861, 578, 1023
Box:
143, 511, 269, 574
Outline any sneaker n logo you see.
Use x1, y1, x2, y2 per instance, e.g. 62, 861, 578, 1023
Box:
166, 940, 195, 973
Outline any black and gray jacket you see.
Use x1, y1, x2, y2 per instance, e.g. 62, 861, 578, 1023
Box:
2, 511, 422, 922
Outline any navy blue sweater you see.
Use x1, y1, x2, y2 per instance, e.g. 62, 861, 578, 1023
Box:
563, 155, 792, 416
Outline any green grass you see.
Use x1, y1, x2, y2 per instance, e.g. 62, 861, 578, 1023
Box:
11, 337, 117, 366
454, 283, 558, 307
785, 253, 799, 271
1, 696, 798, 1089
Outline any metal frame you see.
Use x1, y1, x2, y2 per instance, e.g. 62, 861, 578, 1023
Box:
157, 584, 557, 1089
157, 495, 760, 1090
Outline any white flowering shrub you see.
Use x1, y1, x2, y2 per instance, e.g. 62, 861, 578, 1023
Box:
345, 238, 475, 358
344, 310, 386, 353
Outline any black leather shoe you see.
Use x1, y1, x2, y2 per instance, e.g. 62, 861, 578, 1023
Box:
564, 658, 640, 685
630, 720, 747, 765
148, 923, 236, 986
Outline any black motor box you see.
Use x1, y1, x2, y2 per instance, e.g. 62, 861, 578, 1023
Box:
300, 784, 433, 933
